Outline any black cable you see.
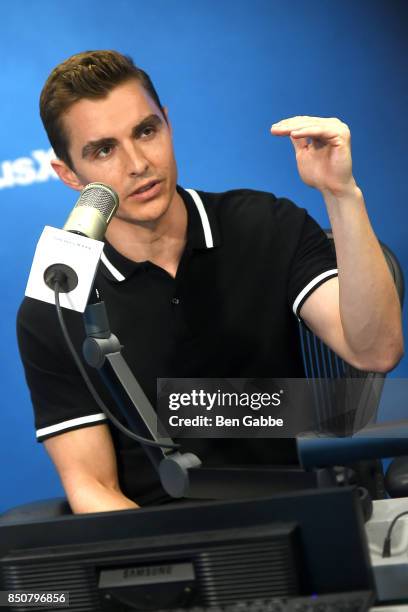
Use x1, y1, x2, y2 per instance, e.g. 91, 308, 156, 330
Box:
382, 510, 408, 558
53, 281, 179, 451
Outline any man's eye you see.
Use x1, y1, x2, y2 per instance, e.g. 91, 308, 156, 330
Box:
141, 126, 156, 138
96, 146, 112, 158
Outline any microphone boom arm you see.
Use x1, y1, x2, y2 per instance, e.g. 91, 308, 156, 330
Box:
82, 298, 202, 498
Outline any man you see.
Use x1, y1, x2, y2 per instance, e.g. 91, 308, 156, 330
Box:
17, 50, 403, 514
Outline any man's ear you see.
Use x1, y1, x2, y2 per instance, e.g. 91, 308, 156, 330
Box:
51, 159, 84, 191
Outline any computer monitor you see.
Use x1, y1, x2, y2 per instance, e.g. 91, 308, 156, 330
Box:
0, 487, 374, 611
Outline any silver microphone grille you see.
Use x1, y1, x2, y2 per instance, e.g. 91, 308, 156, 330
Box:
76, 182, 119, 222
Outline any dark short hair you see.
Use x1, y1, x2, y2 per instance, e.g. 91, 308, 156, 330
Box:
40, 50, 164, 169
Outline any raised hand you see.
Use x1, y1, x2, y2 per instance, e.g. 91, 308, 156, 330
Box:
271, 116, 356, 197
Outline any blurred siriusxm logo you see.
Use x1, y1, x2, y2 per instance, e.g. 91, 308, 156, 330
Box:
0, 148, 58, 189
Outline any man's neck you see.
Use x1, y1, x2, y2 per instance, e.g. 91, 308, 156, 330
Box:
105, 190, 187, 279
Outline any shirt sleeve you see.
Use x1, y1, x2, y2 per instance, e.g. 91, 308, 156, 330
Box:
17, 298, 108, 442
274, 197, 338, 318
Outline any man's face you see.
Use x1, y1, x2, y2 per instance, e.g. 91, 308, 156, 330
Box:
60, 79, 178, 226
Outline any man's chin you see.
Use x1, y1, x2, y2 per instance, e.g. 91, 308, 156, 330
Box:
116, 205, 169, 226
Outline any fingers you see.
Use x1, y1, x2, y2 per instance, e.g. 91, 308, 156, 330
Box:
271, 116, 350, 143
290, 126, 342, 143
290, 135, 309, 152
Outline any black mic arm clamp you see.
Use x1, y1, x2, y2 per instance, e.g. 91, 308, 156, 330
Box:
82, 299, 202, 498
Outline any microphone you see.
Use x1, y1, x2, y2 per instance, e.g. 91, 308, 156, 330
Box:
44, 183, 118, 292
63, 182, 118, 240
25, 182, 119, 312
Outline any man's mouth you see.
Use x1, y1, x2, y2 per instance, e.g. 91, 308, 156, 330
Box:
133, 180, 159, 194
129, 180, 162, 201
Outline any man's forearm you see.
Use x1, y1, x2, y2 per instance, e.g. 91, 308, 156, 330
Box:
323, 183, 403, 370
67, 479, 140, 514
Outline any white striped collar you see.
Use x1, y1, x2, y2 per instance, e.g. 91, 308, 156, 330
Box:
100, 250, 125, 282
185, 188, 214, 248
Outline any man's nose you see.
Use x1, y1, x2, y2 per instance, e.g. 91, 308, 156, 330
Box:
123, 142, 149, 176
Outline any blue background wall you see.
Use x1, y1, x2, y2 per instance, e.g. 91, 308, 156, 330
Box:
1, 0, 407, 512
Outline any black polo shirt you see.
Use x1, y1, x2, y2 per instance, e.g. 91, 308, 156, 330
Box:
17, 186, 338, 505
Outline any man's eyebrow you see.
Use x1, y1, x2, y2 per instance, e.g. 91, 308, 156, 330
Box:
131, 113, 163, 137
81, 114, 164, 159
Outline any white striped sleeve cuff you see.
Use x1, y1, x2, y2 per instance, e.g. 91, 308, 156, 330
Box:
292, 269, 338, 318
36, 413, 108, 441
